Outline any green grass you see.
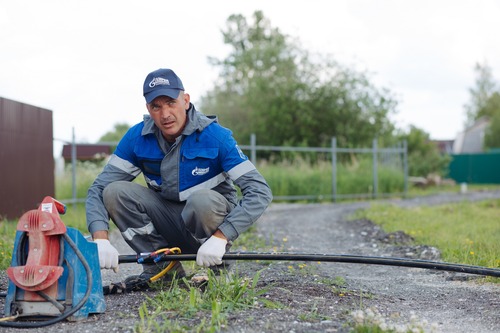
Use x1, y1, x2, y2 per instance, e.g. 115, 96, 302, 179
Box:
134, 269, 280, 333
55, 160, 107, 200
0, 220, 15, 269
354, 199, 500, 270
259, 158, 405, 201
405, 183, 500, 198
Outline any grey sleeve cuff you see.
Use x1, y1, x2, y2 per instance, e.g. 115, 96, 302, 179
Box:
218, 220, 239, 242
88, 220, 110, 236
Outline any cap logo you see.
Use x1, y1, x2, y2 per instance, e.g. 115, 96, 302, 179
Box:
149, 77, 170, 88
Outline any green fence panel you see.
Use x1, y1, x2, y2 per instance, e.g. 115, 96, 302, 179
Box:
449, 153, 500, 184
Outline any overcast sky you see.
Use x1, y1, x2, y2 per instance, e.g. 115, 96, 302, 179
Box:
1, 0, 499, 156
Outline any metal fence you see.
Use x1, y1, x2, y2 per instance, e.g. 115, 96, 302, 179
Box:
448, 153, 500, 184
241, 134, 408, 201
60, 133, 407, 204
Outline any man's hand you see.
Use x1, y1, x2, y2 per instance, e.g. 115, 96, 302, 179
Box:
94, 238, 119, 272
196, 233, 228, 267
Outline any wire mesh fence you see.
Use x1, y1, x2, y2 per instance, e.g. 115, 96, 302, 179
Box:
58, 132, 407, 204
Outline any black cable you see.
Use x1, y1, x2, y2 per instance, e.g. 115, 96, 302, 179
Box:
0, 233, 93, 328
35, 291, 66, 312
58, 236, 65, 267
64, 257, 75, 306
119, 252, 500, 277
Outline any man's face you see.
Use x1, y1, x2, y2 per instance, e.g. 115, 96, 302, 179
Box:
146, 92, 190, 141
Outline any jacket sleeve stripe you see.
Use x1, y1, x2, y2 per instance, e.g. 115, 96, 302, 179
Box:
108, 154, 142, 177
121, 222, 157, 241
179, 172, 228, 201
227, 160, 256, 181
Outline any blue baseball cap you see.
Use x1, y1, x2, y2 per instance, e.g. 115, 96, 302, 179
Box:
143, 68, 184, 103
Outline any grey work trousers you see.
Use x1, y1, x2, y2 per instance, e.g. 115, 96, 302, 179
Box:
102, 181, 232, 255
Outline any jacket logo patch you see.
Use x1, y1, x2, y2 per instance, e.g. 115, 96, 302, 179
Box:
236, 145, 246, 160
192, 166, 209, 176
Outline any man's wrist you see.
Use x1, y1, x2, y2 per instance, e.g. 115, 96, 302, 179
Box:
212, 229, 227, 240
92, 230, 109, 240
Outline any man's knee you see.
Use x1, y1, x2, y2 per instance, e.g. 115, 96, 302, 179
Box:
102, 181, 126, 205
103, 181, 135, 211
182, 190, 231, 237
185, 189, 217, 212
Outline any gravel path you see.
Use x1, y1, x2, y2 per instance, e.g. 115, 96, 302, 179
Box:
259, 192, 500, 333
1, 190, 499, 332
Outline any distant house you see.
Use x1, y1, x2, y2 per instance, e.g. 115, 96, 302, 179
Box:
61, 144, 112, 163
432, 140, 454, 154
452, 117, 490, 154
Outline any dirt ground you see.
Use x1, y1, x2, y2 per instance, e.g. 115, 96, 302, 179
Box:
1, 190, 499, 332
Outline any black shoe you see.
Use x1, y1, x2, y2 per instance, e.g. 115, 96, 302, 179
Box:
141, 261, 186, 280
124, 261, 186, 291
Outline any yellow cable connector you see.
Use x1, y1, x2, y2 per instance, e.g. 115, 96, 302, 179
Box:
149, 247, 181, 282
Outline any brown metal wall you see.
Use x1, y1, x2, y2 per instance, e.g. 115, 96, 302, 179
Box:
0, 97, 54, 220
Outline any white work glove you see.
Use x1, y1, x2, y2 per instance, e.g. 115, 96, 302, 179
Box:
196, 236, 228, 267
94, 239, 119, 272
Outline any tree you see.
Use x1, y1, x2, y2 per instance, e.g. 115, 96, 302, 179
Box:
483, 92, 500, 149
398, 126, 450, 177
98, 123, 130, 143
462, 61, 500, 150
463, 61, 497, 128
98, 123, 130, 151
200, 11, 398, 149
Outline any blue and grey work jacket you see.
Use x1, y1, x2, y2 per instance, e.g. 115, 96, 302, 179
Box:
86, 104, 272, 241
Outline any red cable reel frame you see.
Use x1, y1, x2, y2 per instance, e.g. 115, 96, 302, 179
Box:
7, 197, 67, 301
